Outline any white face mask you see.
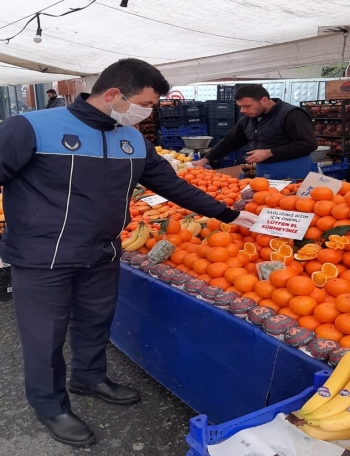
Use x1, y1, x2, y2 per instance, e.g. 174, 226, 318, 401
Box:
109, 94, 153, 126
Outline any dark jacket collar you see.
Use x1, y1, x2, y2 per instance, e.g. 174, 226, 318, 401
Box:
67, 93, 118, 131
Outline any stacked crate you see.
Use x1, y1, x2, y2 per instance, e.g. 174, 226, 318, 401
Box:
135, 110, 158, 145
158, 100, 208, 151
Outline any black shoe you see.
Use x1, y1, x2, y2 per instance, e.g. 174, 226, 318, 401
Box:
68, 377, 141, 405
36, 410, 95, 447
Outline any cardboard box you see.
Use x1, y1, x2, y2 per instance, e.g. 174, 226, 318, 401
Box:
325, 80, 350, 100
213, 165, 242, 178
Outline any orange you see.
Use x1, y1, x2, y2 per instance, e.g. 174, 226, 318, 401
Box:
235, 252, 250, 267
200, 228, 212, 239
322, 263, 339, 277
245, 262, 258, 275
253, 191, 270, 205
344, 191, 350, 206
313, 200, 336, 216
207, 218, 221, 231
226, 285, 243, 296
325, 278, 350, 297
335, 293, 350, 313
220, 223, 238, 233
165, 218, 181, 234
244, 202, 259, 214
225, 257, 243, 268
269, 238, 293, 250
304, 260, 323, 276
187, 270, 199, 278
206, 262, 229, 278
333, 194, 346, 204
340, 182, 350, 195
197, 273, 212, 284
243, 291, 263, 303
271, 288, 294, 307
265, 193, 284, 208
192, 258, 211, 275
340, 335, 350, 348
331, 203, 350, 220
289, 296, 318, 316
196, 244, 211, 258
337, 264, 348, 274
314, 302, 341, 323
145, 237, 157, 250
258, 300, 281, 312
304, 227, 323, 241
342, 252, 350, 268
206, 247, 229, 263
311, 272, 329, 288
256, 234, 275, 247
298, 315, 322, 331
286, 276, 315, 296
325, 294, 336, 303
340, 270, 350, 282
288, 260, 304, 275
163, 233, 182, 246
185, 244, 199, 253
309, 287, 327, 304
278, 307, 299, 320
207, 232, 231, 247
316, 323, 344, 342
254, 280, 276, 299
224, 267, 248, 284
259, 247, 274, 261
233, 274, 259, 293
317, 249, 343, 265
224, 243, 238, 257
333, 219, 350, 228
335, 313, 350, 335
183, 253, 200, 269
316, 216, 337, 231
209, 277, 231, 290
190, 236, 202, 245
295, 198, 315, 213
170, 249, 188, 265
176, 264, 190, 273
310, 186, 334, 201
268, 268, 297, 288
279, 195, 299, 211
250, 177, 269, 191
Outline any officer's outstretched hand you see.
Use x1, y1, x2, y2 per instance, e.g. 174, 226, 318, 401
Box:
231, 211, 258, 229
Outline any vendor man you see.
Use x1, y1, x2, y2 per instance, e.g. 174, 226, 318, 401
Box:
195, 85, 318, 180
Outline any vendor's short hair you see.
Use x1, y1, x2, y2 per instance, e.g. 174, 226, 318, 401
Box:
46, 89, 57, 95
91, 58, 170, 97
235, 85, 270, 101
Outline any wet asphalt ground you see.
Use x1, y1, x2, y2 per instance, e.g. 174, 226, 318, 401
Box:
0, 299, 194, 456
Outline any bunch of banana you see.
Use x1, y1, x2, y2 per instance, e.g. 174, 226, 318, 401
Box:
290, 352, 350, 441
121, 222, 150, 252
180, 216, 202, 237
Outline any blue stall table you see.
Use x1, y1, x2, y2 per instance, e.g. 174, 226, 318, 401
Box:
110, 263, 332, 424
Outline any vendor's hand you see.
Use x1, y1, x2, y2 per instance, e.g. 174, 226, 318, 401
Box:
245, 149, 272, 163
232, 211, 258, 229
192, 158, 209, 167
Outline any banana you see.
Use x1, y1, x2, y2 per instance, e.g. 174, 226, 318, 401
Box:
123, 223, 150, 252
196, 217, 210, 224
305, 378, 350, 420
305, 409, 350, 432
298, 351, 350, 417
299, 423, 350, 441
121, 225, 142, 249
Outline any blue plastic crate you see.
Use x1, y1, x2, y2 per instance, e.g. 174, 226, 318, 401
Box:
311, 158, 349, 180
204, 100, 234, 117
207, 121, 234, 137
159, 102, 205, 119
186, 370, 331, 456
160, 115, 207, 128
210, 151, 240, 169
161, 124, 208, 137
161, 135, 185, 150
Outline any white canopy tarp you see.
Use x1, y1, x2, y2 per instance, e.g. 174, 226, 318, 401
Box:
0, 0, 350, 86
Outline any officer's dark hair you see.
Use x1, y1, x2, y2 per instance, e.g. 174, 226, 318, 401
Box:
235, 84, 270, 101
91, 58, 170, 97
46, 89, 57, 95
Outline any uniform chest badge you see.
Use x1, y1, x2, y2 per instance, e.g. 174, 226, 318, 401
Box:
62, 134, 82, 151
120, 140, 134, 155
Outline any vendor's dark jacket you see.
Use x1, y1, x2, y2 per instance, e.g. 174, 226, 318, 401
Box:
0, 94, 239, 268
206, 99, 318, 163
45, 96, 66, 109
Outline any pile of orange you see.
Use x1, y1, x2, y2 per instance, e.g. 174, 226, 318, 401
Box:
123, 173, 350, 350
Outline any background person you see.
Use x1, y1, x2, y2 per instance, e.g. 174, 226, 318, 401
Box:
45, 89, 66, 108
0, 58, 257, 448
195, 84, 318, 180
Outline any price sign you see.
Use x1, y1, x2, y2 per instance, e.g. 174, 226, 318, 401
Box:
251, 208, 314, 240
140, 194, 168, 206
297, 172, 342, 198
267, 180, 291, 191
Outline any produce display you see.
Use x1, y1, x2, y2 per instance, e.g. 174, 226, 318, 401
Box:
287, 351, 350, 441
121, 169, 350, 370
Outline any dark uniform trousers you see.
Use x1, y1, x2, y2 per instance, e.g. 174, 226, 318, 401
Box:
11, 261, 120, 417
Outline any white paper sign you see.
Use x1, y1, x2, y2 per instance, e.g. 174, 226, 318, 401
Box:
251, 208, 314, 240
297, 172, 342, 198
267, 180, 291, 191
140, 194, 168, 206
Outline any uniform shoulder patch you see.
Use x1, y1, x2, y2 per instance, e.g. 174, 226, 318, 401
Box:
62, 134, 82, 151
120, 140, 134, 155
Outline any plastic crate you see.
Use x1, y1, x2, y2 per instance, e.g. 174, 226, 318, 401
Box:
210, 152, 239, 169
204, 101, 234, 118
159, 102, 205, 119
186, 370, 330, 456
216, 84, 246, 102
207, 121, 234, 136
161, 135, 184, 151
161, 124, 208, 137
312, 158, 349, 180
159, 115, 207, 128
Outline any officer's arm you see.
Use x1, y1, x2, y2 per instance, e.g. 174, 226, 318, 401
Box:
0, 116, 37, 184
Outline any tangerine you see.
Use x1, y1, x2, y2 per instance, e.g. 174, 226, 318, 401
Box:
165, 219, 181, 234
170, 249, 189, 265
317, 248, 343, 265
206, 247, 229, 263
224, 267, 248, 284
313, 200, 336, 216
256, 234, 275, 247
253, 191, 270, 205
258, 300, 281, 312
335, 293, 350, 313
340, 335, 350, 348
233, 274, 259, 293
207, 232, 231, 247
268, 268, 297, 288
225, 257, 243, 268
331, 203, 350, 220
314, 302, 341, 323
278, 307, 299, 320
209, 277, 231, 290
192, 258, 211, 275
295, 198, 315, 213
163, 233, 182, 246
325, 278, 350, 297
335, 313, 350, 335
197, 273, 212, 284
298, 315, 322, 331
207, 218, 221, 231
340, 270, 350, 282
250, 177, 270, 191
289, 296, 318, 316
279, 195, 299, 211
310, 186, 334, 201
254, 280, 276, 299
206, 262, 229, 278
309, 287, 327, 304
271, 287, 294, 307
316, 323, 344, 342
286, 276, 315, 296
243, 291, 263, 303
316, 216, 337, 231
